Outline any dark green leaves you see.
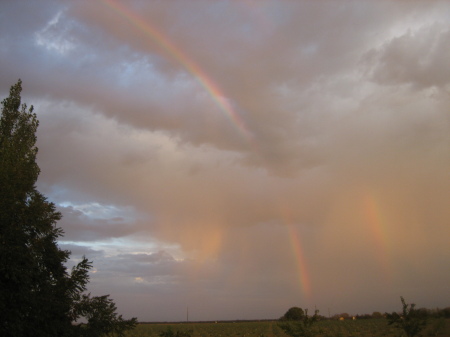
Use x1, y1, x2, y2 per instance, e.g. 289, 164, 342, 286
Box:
1, 80, 137, 337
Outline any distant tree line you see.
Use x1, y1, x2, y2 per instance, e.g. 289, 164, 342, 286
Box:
280, 297, 448, 337
329, 307, 450, 320
281, 306, 450, 322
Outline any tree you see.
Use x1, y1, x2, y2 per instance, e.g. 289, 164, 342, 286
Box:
385, 296, 427, 337
0, 80, 137, 336
279, 308, 320, 337
280, 307, 305, 321
372, 311, 383, 319
72, 294, 138, 337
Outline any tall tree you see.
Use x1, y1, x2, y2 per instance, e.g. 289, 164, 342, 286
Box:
0, 80, 137, 336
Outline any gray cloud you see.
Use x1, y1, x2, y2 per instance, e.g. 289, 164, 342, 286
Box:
57, 205, 140, 242
1, 0, 450, 322
367, 24, 450, 88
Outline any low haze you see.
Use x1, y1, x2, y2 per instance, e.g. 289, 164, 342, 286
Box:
1, 0, 449, 321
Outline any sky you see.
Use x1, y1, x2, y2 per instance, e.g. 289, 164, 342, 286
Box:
1, 0, 450, 322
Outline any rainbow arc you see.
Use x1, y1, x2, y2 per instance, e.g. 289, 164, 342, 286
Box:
100, 0, 252, 141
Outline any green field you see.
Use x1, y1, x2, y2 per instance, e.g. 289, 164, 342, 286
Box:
125, 318, 450, 337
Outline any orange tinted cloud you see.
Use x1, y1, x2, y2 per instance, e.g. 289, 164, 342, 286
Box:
1, 0, 450, 321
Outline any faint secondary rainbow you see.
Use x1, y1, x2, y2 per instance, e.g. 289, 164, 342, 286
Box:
280, 207, 312, 300
362, 191, 392, 283
99, 0, 253, 141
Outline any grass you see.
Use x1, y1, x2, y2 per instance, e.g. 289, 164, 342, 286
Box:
123, 318, 450, 337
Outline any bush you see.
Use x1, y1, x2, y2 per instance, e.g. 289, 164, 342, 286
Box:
279, 308, 320, 337
385, 296, 427, 337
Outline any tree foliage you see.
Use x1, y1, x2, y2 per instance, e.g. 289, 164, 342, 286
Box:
280, 307, 305, 321
0, 80, 137, 336
73, 294, 138, 337
279, 308, 319, 337
372, 311, 383, 318
385, 296, 427, 337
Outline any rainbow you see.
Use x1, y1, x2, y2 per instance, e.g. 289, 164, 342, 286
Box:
99, 0, 253, 140
280, 207, 312, 300
362, 192, 392, 283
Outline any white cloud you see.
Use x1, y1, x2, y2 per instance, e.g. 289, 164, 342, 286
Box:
35, 11, 76, 55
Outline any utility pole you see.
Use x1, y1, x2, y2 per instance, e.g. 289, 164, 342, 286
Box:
187, 306, 189, 322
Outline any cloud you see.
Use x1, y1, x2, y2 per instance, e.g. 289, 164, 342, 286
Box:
367, 24, 450, 88
1, 0, 450, 321
57, 204, 139, 242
